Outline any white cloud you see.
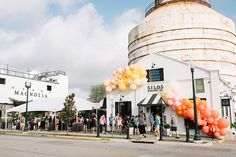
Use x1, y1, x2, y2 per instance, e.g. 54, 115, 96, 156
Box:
0, 3, 142, 95
69, 88, 88, 99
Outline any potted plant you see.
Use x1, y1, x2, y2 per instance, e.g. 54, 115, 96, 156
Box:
128, 122, 134, 135
164, 123, 171, 136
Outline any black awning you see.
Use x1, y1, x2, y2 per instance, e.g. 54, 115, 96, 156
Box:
137, 94, 164, 106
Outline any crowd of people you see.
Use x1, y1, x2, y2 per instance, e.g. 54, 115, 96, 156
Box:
9, 111, 179, 140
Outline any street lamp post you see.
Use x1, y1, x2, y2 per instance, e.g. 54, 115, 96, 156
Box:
191, 67, 201, 141
24, 81, 31, 132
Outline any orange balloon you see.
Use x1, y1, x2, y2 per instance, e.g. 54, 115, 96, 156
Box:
182, 99, 191, 106
182, 105, 187, 110
219, 129, 227, 136
197, 105, 205, 111
176, 106, 182, 111
218, 118, 229, 129
183, 99, 193, 109
176, 110, 183, 116
182, 110, 188, 119
214, 132, 221, 138
212, 110, 220, 119
207, 117, 214, 125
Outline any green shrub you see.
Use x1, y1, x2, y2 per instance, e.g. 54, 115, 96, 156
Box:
164, 123, 171, 129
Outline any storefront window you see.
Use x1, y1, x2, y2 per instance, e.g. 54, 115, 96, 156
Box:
0, 78, 6, 85
146, 68, 164, 82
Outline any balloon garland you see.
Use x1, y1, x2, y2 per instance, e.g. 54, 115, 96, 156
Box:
161, 88, 229, 138
104, 65, 148, 93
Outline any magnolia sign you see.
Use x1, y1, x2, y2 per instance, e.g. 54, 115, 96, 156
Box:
14, 90, 48, 98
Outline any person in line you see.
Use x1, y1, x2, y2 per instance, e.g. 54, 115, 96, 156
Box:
154, 114, 160, 139
149, 112, 154, 132
117, 115, 123, 135
169, 114, 179, 138
100, 115, 106, 134
134, 115, 139, 135
138, 113, 146, 138
109, 113, 114, 132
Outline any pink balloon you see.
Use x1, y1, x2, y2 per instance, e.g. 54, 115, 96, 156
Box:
174, 101, 181, 106
167, 99, 174, 106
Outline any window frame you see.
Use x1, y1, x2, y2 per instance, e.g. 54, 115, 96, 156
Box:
146, 68, 164, 82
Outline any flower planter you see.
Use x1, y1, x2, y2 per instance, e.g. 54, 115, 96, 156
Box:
164, 128, 170, 136
129, 127, 134, 135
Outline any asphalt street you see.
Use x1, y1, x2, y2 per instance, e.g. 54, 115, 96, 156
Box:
0, 135, 235, 157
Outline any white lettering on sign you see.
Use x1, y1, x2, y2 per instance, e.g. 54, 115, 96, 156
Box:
147, 85, 163, 92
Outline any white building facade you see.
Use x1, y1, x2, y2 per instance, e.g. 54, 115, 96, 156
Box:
0, 65, 68, 117
106, 54, 229, 134
106, 0, 235, 133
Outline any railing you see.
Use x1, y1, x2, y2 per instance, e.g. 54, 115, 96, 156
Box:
145, 0, 211, 17
0, 66, 65, 83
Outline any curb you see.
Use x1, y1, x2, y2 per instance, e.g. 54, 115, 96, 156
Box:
0, 131, 110, 141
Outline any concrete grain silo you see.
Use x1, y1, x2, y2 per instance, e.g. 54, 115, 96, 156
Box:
128, 0, 236, 87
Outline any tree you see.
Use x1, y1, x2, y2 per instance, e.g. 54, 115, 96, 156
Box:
60, 93, 77, 133
87, 84, 106, 103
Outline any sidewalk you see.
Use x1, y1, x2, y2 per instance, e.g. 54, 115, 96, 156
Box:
0, 129, 224, 145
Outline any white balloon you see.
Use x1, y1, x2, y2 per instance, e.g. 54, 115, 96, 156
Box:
134, 79, 142, 86
104, 80, 110, 86
130, 84, 137, 90
111, 79, 116, 84
111, 85, 116, 89
105, 86, 112, 93
118, 68, 123, 73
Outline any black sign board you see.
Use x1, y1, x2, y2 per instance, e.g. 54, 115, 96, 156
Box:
221, 99, 230, 106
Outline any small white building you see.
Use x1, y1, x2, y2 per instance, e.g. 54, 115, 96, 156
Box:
106, 53, 235, 134
0, 65, 68, 117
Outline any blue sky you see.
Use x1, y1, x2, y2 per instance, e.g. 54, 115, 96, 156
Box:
89, 0, 236, 24
45, 0, 236, 25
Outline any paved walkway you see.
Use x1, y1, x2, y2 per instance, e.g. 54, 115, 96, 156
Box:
1, 129, 230, 145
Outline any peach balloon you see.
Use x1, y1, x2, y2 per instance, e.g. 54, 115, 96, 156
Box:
203, 109, 212, 118
207, 117, 214, 125
212, 110, 220, 119
214, 132, 221, 138
202, 126, 209, 134
209, 125, 216, 133
197, 119, 203, 126
219, 129, 227, 136
187, 109, 194, 120
202, 120, 207, 127
218, 118, 229, 129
